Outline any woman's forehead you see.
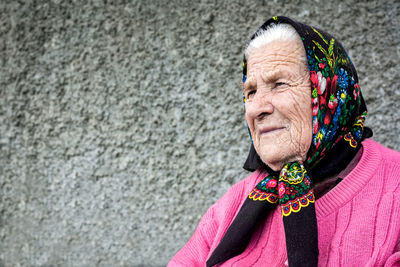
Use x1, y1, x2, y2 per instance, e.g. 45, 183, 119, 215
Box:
245, 41, 307, 79
247, 41, 305, 67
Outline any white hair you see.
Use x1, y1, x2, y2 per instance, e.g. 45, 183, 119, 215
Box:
244, 23, 302, 59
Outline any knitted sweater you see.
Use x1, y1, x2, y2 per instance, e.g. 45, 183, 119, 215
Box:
169, 139, 400, 266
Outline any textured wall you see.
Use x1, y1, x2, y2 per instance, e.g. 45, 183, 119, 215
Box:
0, 0, 399, 266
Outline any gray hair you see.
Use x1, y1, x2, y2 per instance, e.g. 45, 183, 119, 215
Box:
244, 23, 302, 59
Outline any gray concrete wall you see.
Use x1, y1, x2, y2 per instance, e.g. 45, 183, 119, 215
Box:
0, 0, 399, 266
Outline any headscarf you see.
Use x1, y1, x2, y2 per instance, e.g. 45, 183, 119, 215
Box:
207, 16, 372, 267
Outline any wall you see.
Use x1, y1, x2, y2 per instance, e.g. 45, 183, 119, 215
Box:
1, 0, 399, 266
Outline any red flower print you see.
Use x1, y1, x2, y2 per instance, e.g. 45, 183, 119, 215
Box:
320, 96, 326, 106
324, 113, 331, 125
267, 179, 277, 188
330, 75, 338, 95
287, 187, 298, 196
278, 183, 286, 198
312, 106, 319, 116
310, 71, 318, 88
325, 75, 338, 98
316, 139, 321, 149
354, 84, 360, 100
328, 94, 338, 111
319, 62, 326, 69
304, 178, 310, 186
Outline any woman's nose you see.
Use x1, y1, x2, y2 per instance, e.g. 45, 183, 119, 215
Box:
246, 89, 274, 119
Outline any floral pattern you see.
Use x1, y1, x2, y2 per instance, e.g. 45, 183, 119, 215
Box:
303, 26, 367, 167
250, 161, 315, 217
249, 177, 279, 203
281, 190, 315, 216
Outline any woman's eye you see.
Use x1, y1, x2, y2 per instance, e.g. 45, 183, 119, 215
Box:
247, 90, 256, 99
275, 82, 288, 88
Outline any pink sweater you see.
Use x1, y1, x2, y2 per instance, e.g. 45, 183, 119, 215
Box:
169, 139, 400, 266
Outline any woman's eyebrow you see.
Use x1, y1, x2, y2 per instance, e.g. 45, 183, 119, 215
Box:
243, 78, 257, 91
261, 69, 282, 83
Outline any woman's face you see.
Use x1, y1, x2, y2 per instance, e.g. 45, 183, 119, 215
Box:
244, 40, 313, 171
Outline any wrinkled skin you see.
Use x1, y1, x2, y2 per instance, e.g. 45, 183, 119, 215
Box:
244, 40, 313, 171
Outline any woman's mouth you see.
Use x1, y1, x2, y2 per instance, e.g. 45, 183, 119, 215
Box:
259, 126, 285, 136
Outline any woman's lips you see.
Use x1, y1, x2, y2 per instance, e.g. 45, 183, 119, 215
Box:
259, 126, 285, 136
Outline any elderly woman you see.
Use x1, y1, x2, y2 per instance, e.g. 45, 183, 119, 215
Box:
169, 16, 400, 266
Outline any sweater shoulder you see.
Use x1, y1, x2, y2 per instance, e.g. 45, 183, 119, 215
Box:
168, 171, 265, 266
373, 139, 400, 163
366, 139, 400, 192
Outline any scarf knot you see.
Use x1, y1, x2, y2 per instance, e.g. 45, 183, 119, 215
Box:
249, 162, 315, 216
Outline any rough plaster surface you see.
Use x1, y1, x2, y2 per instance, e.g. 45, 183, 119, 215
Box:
0, 0, 399, 266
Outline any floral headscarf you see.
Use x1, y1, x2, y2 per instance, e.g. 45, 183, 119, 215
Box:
207, 16, 371, 267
